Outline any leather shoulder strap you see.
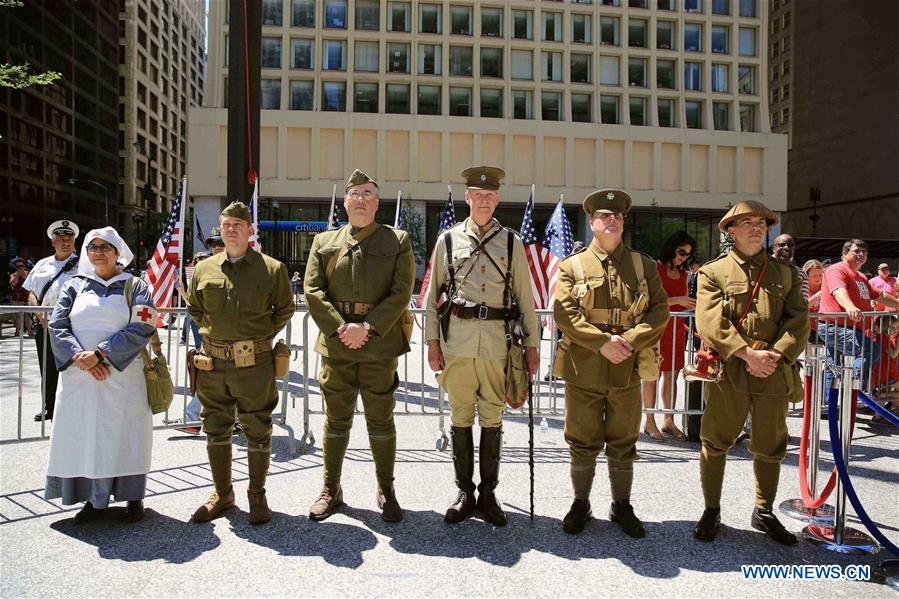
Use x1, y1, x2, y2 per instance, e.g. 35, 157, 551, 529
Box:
325, 223, 381, 280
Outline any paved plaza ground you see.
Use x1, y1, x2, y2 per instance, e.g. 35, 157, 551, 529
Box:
0, 311, 896, 597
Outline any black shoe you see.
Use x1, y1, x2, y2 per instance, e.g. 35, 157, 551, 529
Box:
73, 502, 104, 524
34, 411, 53, 422
377, 485, 403, 523
751, 508, 798, 546
562, 499, 592, 535
444, 489, 476, 524
477, 492, 507, 527
735, 432, 751, 444
123, 500, 145, 523
609, 500, 645, 538
693, 507, 721, 542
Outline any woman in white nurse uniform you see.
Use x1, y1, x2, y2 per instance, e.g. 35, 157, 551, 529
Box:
45, 227, 157, 523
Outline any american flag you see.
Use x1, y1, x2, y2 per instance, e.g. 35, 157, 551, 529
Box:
327, 183, 340, 230
418, 185, 456, 308
247, 180, 260, 250
521, 190, 574, 308
147, 178, 187, 324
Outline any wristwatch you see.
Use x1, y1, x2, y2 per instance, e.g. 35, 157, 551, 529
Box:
362, 321, 372, 332
94, 349, 104, 363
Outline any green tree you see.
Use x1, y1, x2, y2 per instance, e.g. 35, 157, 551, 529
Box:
0, 1, 62, 89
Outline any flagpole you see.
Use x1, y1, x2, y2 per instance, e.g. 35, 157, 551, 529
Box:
329, 183, 337, 228
394, 190, 403, 228
177, 178, 188, 308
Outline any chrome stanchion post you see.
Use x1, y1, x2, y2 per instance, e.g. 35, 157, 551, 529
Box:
780, 345, 835, 523
802, 355, 880, 554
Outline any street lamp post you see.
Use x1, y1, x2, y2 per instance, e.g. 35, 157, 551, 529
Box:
132, 213, 144, 265
68, 178, 109, 225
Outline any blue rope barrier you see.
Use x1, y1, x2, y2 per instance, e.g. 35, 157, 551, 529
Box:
858, 391, 899, 427
828, 394, 899, 556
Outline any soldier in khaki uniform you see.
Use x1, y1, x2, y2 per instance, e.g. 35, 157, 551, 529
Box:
693, 201, 808, 545
425, 166, 539, 527
187, 202, 294, 525
553, 189, 669, 537
304, 170, 415, 522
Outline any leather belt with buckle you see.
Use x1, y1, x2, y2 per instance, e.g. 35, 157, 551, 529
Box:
335, 301, 374, 317
450, 302, 510, 321
202, 337, 271, 360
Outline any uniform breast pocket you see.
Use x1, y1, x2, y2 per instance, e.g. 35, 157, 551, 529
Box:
759, 281, 787, 318
365, 246, 399, 283
724, 281, 750, 321
199, 278, 227, 314
316, 245, 343, 274
450, 248, 471, 276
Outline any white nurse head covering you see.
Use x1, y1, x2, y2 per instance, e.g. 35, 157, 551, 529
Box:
78, 227, 135, 275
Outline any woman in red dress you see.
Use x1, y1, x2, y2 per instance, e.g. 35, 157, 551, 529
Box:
642, 231, 696, 440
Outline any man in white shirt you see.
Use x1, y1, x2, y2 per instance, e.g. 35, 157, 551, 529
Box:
24, 220, 80, 421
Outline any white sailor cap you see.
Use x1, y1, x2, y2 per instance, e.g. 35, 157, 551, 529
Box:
47, 220, 80, 239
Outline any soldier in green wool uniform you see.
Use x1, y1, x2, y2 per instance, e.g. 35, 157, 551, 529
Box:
304, 169, 415, 522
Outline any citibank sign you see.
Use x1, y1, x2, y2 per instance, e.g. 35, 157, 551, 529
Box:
257, 221, 342, 233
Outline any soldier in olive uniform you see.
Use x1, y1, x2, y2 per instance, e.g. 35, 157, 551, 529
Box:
187, 202, 294, 525
304, 170, 415, 522
425, 166, 539, 527
693, 201, 809, 545
553, 189, 669, 537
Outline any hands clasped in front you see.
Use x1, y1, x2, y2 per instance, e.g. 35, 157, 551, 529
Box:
338, 322, 371, 350
72, 350, 111, 381
741, 347, 781, 379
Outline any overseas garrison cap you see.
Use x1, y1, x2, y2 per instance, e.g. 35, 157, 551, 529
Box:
47, 219, 79, 239
461, 165, 505, 190
221, 201, 252, 224
718, 200, 778, 232
583, 188, 632, 216
346, 169, 379, 190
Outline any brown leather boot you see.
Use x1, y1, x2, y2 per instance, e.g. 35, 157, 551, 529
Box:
309, 483, 344, 521
192, 444, 236, 522
247, 489, 272, 525
377, 484, 403, 523
476, 427, 507, 527
445, 426, 476, 524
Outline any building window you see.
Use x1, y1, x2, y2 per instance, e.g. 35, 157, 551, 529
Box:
261, 37, 282, 68
600, 17, 620, 46
657, 98, 674, 127
449, 46, 473, 76
739, 28, 756, 56
420, 4, 441, 34
783, 11, 791, 27
262, 0, 283, 26
418, 85, 441, 114
713, 101, 729, 130
740, 104, 756, 132
771, 112, 780, 127
449, 86, 472, 116
386, 83, 410, 114
541, 91, 562, 121
712, 25, 729, 54
572, 93, 592, 122
738, 65, 755, 94
324, 0, 347, 29
685, 0, 702, 13
571, 54, 592, 83
600, 55, 620, 85
541, 51, 562, 82
388, 2, 411, 32
291, 39, 314, 69
685, 23, 702, 52
511, 49, 533, 80
418, 44, 442, 75
289, 80, 313, 110
355, 41, 379, 72
291, 0, 315, 27
602, 0, 621, 6
712, 0, 729, 15
781, 107, 790, 123
600, 95, 619, 124
711, 63, 729, 92
481, 47, 503, 78
657, 59, 675, 89
771, 87, 779, 103
481, 88, 502, 118
628, 57, 647, 87
657, 21, 675, 50
782, 59, 790, 75
512, 89, 533, 119
482, 7, 502, 37
323, 40, 347, 70
685, 61, 702, 91
451, 5, 472, 35
542, 12, 562, 42
629, 97, 647, 126
512, 10, 533, 40
355, 0, 380, 31
572, 14, 592, 44
387, 42, 410, 73
261, 78, 281, 109
322, 81, 346, 111
658, 0, 674, 10
782, 83, 790, 99
739, 0, 756, 18
629, 19, 647, 48
354, 82, 378, 113
685, 100, 702, 128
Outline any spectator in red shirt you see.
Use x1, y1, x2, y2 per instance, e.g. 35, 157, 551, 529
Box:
818, 240, 899, 410
870, 263, 898, 311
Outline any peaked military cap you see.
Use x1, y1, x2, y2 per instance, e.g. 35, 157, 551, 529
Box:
346, 169, 379, 190
718, 200, 779, 232
461, 165, 505, 190
47, 219, 79, 239
221, 201, 252, 224
583, 188, 632, 216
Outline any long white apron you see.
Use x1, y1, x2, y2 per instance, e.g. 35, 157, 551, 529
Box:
46, 290, 153, 478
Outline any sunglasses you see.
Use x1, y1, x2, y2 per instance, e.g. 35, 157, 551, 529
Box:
676, 249, 692, 258
86, 243, 115, 253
